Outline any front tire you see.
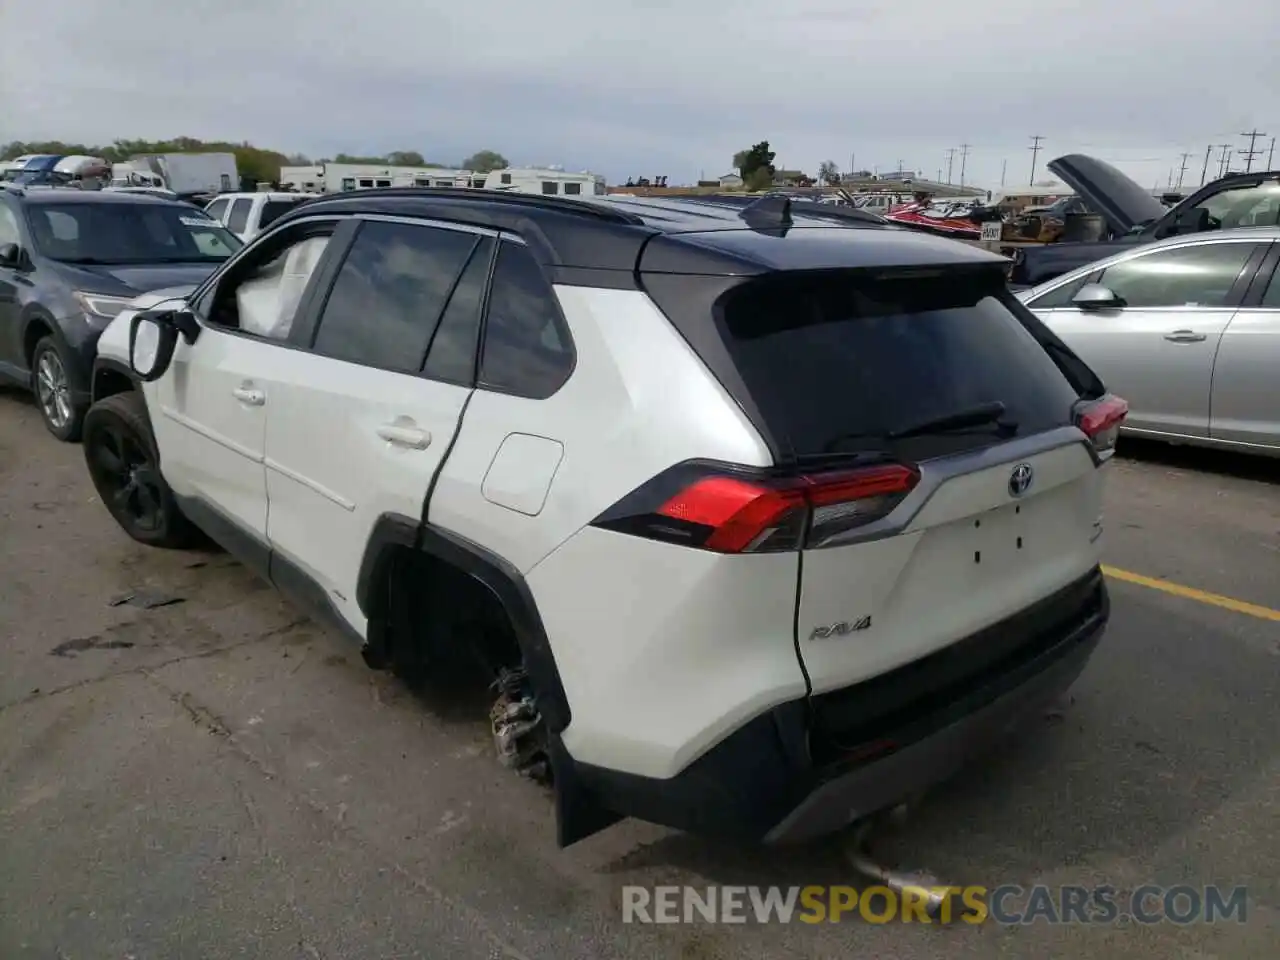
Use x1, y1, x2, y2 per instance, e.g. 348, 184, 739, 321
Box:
83, 391, 198, 548
32, 336, 85, 442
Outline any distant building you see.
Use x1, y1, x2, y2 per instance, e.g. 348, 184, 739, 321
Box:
718, 172, 744, 188
772, 170, 812, 187
279, 163, 605, 196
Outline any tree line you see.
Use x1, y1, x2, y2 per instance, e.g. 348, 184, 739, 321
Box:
0, 138, 511, 185
732, 141, 843, 188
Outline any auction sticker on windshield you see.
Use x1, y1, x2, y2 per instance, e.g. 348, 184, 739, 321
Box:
180, 216, 216, 226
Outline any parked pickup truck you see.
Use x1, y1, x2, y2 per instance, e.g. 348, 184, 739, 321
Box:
1010, 155, 1280, 286
203, 191, 316, 242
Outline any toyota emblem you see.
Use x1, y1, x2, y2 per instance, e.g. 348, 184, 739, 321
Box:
1009, 463, 1034, 497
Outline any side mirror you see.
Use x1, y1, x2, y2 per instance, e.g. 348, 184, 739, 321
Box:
0, 242, 21, 268
1071, 283, 1125, 311
129, 308, 198, 381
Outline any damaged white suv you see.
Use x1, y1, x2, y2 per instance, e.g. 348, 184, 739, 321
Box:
82, 188, 1125, 847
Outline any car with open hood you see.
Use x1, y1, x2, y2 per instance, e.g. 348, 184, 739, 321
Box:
1010, 155, 1280, 286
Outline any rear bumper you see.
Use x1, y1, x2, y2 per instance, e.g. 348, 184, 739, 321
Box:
559, 568, 1108, 846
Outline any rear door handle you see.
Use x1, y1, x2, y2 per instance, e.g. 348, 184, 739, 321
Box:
1164, 329, 1207, 343
232, 386, 265, 405
377, 423, 431, 449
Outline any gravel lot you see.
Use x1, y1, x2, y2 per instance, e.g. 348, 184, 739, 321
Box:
2, 384, 1277, 959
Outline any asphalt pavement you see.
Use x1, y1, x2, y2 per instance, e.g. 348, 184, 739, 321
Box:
1, 387, 1277, 959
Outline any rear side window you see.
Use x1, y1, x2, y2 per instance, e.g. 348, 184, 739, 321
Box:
311, 220, 479, 373
259, 198, 304, 229
423, 237, 493, 384
1263, 266, 1280, 307
478, 242, 574, 398
716, 269, 1083, 459
226, 198, 252, 234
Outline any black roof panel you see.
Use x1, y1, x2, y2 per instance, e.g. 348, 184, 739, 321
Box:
5, 187, 183, 206
268, 187, 1004, 278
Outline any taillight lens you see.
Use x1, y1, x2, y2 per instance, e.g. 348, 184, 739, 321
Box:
591, 461, 920, 554
1076, 394, 1128, 460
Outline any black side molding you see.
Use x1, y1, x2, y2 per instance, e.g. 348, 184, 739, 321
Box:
174, 493, 271, 584
177, 493, 366, 651
355, 513, 572, 734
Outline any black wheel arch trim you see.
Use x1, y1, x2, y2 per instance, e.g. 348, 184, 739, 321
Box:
356, 513, 571, 734
92, 357, 140, 392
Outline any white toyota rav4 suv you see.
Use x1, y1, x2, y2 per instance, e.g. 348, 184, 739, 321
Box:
82, 188, 1125, 847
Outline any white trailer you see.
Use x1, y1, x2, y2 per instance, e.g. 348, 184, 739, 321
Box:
483, 166, 607, 197
298, 163, 478, 193
112, 152, 238, 196
284, 162, 606, 197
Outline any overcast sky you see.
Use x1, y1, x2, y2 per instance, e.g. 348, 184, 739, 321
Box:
2, 0, 1276, 190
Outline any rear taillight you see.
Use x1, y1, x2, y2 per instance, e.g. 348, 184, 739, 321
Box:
1076, 394, 1128, 460
591, 461, 920, 553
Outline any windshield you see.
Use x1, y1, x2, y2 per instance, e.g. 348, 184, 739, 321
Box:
25, 202, 243, 264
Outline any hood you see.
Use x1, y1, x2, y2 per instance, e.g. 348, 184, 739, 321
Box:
1046, 154, 1166, 235
52, 261, 217, 298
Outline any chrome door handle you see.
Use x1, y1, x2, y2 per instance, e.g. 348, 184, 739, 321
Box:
232, 386, 265, 405
1164, 330, 1207, 343
376, 423, 431, 449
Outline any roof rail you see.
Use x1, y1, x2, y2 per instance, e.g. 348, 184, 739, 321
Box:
679, 192, 889, 226
311, 186, 646, 225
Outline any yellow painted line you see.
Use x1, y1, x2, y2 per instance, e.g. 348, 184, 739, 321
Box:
1101, 565, 1280, 623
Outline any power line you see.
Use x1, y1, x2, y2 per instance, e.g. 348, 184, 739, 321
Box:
1028, 135, 1045, 186
1239, 129, 1267, 173
1176, 152, 1192, 189
958, 143, 971, 186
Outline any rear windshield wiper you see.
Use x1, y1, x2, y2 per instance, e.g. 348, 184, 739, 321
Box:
886, 401, 1016, 440
790, 447, 893, 467
818, 401, 1017, 455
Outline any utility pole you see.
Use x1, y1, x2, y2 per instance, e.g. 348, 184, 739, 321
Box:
1268, 137, 1276, 170
1028, 135, 1045, 186
1239, 129, 1267, 173
896, 159, 905, 178
958, 143, 971, 186
945, 148, 956, 184
1217, 144, 1232, 178
1000, 158, 1007, 187
1200, 145, 1213, 186
1175, 152, 1191, 189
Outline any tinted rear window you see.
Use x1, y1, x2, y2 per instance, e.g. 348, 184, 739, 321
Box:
716, 270, 1083, 459
260, 198, 305, 228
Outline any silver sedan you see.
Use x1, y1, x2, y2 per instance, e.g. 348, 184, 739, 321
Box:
1016, 227, 1280, 456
